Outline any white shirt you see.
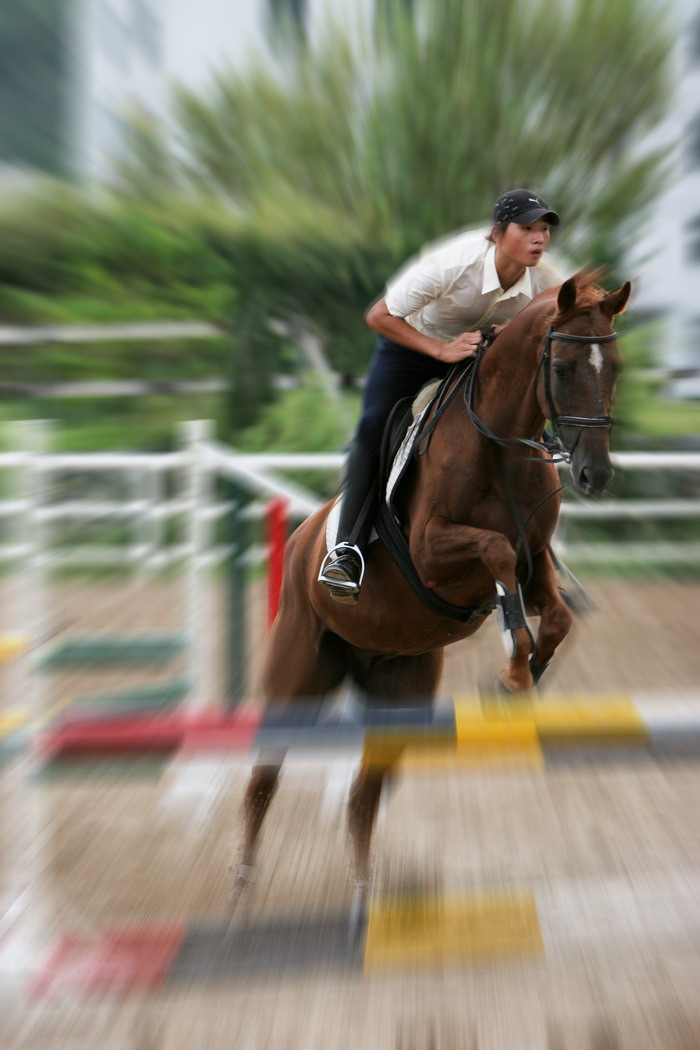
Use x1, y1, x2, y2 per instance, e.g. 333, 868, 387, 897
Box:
384, 228, 566, 342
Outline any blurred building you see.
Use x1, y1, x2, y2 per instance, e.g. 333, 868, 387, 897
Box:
0, 0, 166, 184
71, 0, 165, 182
0, 0, 73, 181
630, 0, 700, 397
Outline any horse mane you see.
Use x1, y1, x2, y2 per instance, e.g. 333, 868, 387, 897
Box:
522, 267, 609, 345
552, 267, 608, 324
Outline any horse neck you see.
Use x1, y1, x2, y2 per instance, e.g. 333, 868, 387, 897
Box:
469, 316, 547, 438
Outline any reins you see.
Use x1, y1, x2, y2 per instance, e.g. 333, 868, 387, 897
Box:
462, 324, 619, 463
414, 317, 619, 592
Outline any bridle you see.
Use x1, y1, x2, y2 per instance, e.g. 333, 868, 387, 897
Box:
536, 326, 618, 461
411, 314, 620, 593
455, 323, 619, 464
415, 317, 620, 464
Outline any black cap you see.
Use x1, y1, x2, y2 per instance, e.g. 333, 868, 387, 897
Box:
493, 188, 560, 226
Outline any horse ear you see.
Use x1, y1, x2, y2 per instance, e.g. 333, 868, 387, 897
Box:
601, 281, 632, 318
557, 277, 578, 314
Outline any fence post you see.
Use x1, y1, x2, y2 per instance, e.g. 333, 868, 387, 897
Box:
181, 420, 214, 715
267, 497, 288, 629
20, 420, 51, 730
224, 478, 251, 709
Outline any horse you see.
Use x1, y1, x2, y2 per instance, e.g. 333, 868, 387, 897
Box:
231, 269, 631, 933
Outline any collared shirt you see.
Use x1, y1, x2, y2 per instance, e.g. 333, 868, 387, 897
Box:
384, 228, 567, 342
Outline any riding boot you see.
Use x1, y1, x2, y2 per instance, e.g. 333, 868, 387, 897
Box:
318, 442, 378, 604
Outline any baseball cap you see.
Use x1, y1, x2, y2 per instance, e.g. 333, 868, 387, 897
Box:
493, 189, 560, 226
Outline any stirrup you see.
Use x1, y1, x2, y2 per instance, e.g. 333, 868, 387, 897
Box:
317, 543, 365, 604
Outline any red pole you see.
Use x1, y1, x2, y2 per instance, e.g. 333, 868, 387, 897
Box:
267, 497, 288, 629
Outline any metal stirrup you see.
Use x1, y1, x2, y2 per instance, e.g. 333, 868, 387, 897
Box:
318, 542, 366, 589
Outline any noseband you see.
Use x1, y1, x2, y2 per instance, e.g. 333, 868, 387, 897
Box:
538, 327, 618, 459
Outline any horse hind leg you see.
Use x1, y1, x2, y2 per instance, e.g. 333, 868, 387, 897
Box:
228, 759, 282, 918
346, 650, 443, 941
229, 621, 350, 920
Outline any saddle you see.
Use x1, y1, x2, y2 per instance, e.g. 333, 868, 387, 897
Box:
372, 366, 494, 623
324, 360, 494, 623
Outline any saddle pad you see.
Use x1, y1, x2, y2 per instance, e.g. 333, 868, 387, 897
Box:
324, 402, 431, 554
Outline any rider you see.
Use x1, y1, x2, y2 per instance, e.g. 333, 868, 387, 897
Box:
318, 188, 566, 604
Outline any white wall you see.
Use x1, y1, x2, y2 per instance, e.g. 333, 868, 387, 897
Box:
630, 0, 700, 388
71, 0, 167, 182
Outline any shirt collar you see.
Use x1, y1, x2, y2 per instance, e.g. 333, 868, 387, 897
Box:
482, 243, 535, 300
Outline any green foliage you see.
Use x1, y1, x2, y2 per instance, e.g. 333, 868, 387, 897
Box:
0, 392, 223, 452
0, 0, 681, 454
236, 377, 359, 454
0, 187, 237, 316
234, 377, 360, 497
156, 0, 676, 385
174, 0, 673, 261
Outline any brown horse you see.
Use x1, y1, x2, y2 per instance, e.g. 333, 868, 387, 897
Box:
232, 270, 631, 932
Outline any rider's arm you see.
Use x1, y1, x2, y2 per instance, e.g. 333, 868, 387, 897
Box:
365, 298, 482, 364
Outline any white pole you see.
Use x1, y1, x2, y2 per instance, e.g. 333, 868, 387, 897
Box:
181, 420, 214, 715
133, 461, 162, 577
20, 420, 51, 730
0, 421, 54, 976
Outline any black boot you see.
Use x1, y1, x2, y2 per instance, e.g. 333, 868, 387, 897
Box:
318, 443, 377, 604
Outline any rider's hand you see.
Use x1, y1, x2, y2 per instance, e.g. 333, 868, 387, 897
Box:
439, 331, 483, 363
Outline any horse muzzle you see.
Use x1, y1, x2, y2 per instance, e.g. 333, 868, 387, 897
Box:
570, 441, 614, 499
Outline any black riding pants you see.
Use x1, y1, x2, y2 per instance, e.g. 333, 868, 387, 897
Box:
355, 336, 450, 457
335, 337, 450, 549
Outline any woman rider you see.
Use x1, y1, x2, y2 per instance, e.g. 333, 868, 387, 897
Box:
318, 188, 565, 603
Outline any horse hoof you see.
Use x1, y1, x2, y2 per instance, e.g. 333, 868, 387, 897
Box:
478, 673, 532, 711
224, 875, 251, 944
478, 673, 512, 706
348, 882, 369, 947
226, 862, 255, 921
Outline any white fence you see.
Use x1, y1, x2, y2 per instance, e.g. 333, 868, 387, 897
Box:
1, 423, 699, 572
1, 422, 699, 715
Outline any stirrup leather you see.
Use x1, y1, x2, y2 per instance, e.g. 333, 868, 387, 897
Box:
318, 543, 366, 601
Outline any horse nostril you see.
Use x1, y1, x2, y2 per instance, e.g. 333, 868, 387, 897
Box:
577, 462, 613, 498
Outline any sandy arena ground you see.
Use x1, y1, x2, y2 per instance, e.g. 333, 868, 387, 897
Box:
1, 575, 700, 1049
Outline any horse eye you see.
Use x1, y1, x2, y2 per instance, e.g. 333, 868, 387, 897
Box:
553, 362, 571, 378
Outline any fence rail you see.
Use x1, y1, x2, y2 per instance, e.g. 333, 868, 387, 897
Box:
1, 422, 699, 720
1, 437, 700, 571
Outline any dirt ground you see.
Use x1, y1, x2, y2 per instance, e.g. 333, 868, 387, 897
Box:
1, 576, 700, 1049
2, 573, 698, 709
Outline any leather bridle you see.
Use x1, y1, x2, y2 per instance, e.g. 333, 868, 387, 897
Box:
536, 327, 619, 460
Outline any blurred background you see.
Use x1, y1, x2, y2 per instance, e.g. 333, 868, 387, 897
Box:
0, 0, 698, 454
1, 4, 700, 1046
0, 0, 698, 755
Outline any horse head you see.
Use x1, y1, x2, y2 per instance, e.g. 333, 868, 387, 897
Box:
538, 272, 631, 498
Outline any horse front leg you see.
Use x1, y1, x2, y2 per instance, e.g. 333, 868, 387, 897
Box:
523, 547, 574, 685
347, 752, 397, 942
418, 517, 534, 692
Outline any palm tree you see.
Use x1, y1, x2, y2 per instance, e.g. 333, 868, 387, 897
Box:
164, 0, 675, 402
174, 0, 673, 246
